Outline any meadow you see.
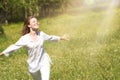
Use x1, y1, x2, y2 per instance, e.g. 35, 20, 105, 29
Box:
0, 8, 120, 80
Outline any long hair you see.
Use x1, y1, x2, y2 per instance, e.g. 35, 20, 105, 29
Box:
22, 16, 36, 35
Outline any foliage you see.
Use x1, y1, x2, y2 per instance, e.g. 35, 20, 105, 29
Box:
0, 0, 73, 23
0, 25, 4, 34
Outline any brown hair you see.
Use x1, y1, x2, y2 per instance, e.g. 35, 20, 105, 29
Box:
22, 16, 36, 35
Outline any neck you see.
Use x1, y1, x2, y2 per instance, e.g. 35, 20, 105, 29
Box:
29, 30, 38, 41
29, 28, 38, 36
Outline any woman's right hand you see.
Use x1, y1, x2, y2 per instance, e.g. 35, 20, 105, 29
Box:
0, 53, 4, 56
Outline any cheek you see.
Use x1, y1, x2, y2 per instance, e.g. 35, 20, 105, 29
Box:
28, 24, 34, 28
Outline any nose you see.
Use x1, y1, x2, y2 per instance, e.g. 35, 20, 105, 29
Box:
35, 22, 38, 25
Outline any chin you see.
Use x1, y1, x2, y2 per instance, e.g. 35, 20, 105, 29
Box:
32, 28, 39, 31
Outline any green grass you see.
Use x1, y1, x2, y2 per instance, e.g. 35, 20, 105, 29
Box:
0, 8, 120, 80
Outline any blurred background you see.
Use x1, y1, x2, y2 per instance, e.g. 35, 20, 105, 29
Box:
0, 0, 120, 80
0, 0, 120, 23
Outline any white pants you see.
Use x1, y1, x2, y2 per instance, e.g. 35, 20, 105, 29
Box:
30, 65, 50, 80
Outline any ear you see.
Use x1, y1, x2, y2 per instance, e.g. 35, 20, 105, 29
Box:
28, 24, 31, 28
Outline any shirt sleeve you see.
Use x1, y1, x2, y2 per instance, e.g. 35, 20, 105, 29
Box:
41, 31, 60, 42
2, 36, 26, 56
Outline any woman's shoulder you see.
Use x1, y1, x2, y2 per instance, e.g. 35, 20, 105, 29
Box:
20, 34, 30, 40
38, 31, 44, 36
22, 33, 29, 37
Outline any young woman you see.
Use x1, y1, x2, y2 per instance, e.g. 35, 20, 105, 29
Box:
0, 16, 68, 80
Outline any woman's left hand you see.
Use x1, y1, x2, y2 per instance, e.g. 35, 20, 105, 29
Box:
60, 34, 69, 41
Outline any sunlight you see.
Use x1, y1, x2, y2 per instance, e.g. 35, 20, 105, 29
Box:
84, 0, 95, 5
96, 0, 119, 44
86, 0, 120, 55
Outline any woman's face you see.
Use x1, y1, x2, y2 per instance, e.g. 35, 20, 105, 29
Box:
28, 18, 39, 30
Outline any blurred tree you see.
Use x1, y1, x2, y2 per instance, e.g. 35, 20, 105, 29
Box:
0, 0, 8, 24
0, 0, 79, 23
0, 0, 25, 23
0, 24, 4, 34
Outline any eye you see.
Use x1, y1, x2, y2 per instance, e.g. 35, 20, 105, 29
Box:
34, 20, 37, 23
33, 21, 35, 23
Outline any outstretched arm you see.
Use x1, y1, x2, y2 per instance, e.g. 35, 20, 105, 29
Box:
0, 36, 26, 56
41, 31, 69, 41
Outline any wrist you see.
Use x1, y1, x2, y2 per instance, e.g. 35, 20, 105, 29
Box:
60, 37, 64, 40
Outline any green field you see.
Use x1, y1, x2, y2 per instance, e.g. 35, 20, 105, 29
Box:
0, 8, 120, 80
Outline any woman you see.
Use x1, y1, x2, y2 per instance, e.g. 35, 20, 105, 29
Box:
0, 16, 68, 80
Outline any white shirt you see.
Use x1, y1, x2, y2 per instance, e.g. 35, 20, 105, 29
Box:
2, 31, 60, 72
